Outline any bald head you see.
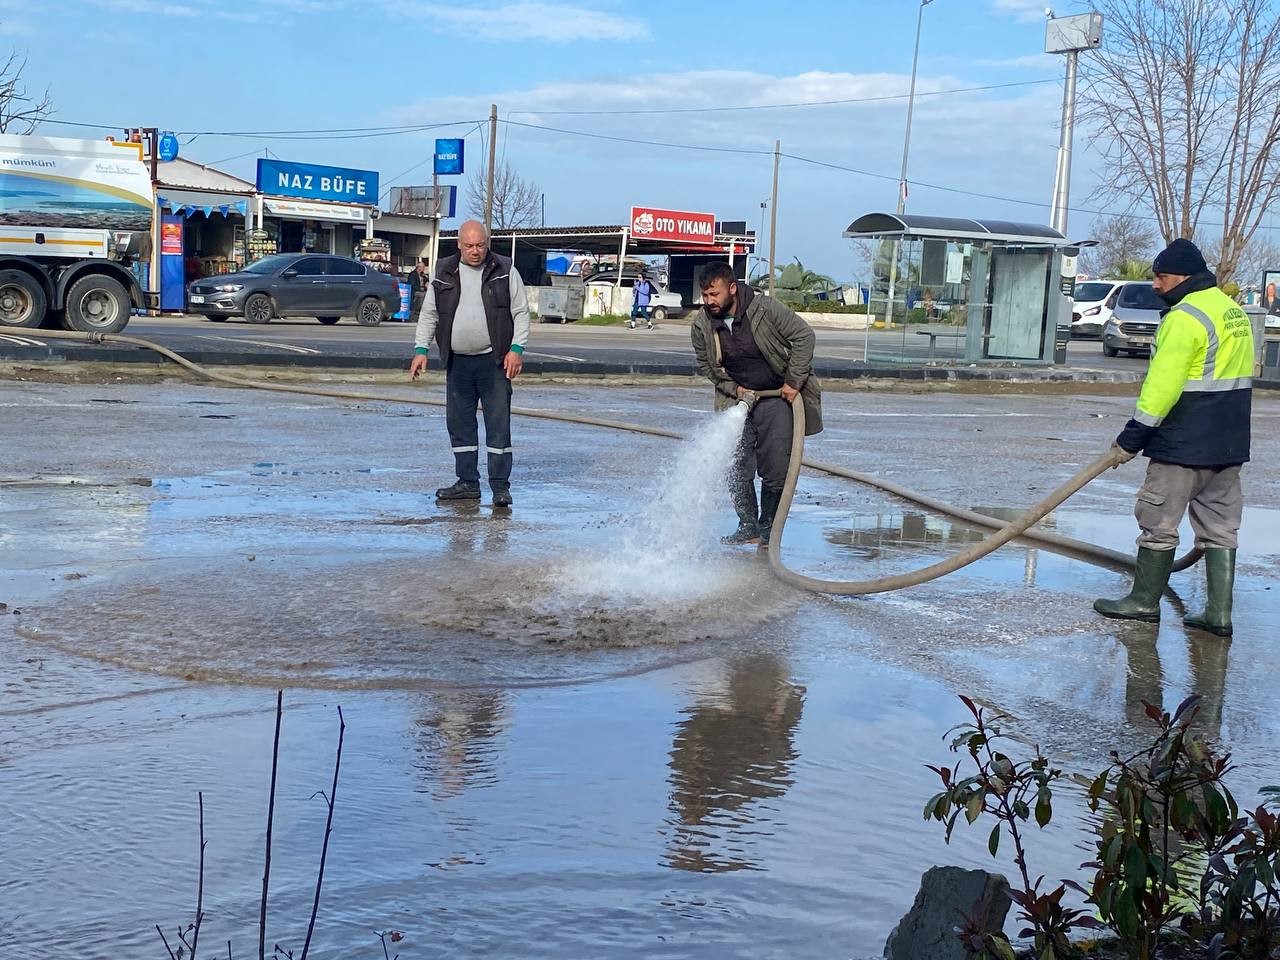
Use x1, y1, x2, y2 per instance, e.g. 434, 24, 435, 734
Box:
458, 219, 490, 267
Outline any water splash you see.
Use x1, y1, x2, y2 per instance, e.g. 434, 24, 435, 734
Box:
559, 402, 750, 604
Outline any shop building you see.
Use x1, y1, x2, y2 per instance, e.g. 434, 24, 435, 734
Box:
254, 158, 377, 257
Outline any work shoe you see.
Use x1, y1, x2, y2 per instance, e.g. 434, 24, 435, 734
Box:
436, 480, 481, 501
1093, 547, 1175, 623
721, 521, 760, 545
757, 486, 784, 547
1183, 548, 1235, 638
492, 487, 513, 508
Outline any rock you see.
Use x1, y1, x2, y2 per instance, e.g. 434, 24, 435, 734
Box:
884, 865, 1012, 960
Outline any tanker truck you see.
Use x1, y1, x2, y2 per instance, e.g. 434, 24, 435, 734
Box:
0, 133, 154, 334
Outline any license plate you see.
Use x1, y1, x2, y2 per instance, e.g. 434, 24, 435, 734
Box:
1132, 336, 1152, 345
189, 295, 205, 304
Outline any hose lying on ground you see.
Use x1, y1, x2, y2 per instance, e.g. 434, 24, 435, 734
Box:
19, 329, 1201, 589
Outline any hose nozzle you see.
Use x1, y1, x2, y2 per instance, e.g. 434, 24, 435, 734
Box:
737, 391, 759, 413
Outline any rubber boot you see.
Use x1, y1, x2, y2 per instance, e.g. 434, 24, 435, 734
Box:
1183, 548, 1235, 638
757, 486, 783, 547
721, 481, 760, 544
1093, 547, 1175, 623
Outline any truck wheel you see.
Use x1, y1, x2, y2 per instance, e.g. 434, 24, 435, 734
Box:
245, 293, 273, 324
1102, 342, 1118, 358
0, 270, 47, 328
650, 307, 667, 322
62, 274, 130, 333
355, 297, 383, 326
317, 316, 341, 325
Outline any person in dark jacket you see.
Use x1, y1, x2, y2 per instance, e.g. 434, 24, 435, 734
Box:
690, 262, 822, 547
407, 257, 430, 322
1094, 239, 1254, 637
409, 221, 530, 508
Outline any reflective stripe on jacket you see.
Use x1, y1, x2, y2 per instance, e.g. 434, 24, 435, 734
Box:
1133, 286, 1253, 466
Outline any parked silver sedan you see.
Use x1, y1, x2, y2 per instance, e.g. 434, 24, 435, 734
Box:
187, 253, 400, 326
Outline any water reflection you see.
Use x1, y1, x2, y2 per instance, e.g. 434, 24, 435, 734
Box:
412, 689, 508, 801
664, 654, 805, 873
1114, 626, 1228, 742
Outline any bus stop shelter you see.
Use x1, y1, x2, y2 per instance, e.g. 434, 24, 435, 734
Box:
843, 213, 1077, 365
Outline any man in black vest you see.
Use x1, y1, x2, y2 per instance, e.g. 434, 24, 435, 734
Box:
410, 220, 530, 507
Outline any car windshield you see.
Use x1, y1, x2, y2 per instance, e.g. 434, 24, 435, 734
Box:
1118, 283, 1164, 310
243, 255, 295, 275
1074, 282, 1114, 302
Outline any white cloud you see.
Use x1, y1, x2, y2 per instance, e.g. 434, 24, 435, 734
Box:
991, 0, 1051, 22
407, 2, 649, 43
972, 53, 1059, 70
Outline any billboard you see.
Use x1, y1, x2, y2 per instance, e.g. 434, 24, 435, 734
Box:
629, 206, 717, 245
1263, 270, 1280, 316
390, 185, 457, 218
256, 158, 378, 205
434, 138, 464, 176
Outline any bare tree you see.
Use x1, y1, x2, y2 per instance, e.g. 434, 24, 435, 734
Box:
464, 162, 541, 229
1081, 214, 1159, 276
1079, 0, 1280, 282
0, 50, 53, 133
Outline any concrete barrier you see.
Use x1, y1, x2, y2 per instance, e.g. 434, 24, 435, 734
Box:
797, 312, 872, 330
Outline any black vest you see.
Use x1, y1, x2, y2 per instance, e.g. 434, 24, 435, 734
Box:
431, 252, 514, 367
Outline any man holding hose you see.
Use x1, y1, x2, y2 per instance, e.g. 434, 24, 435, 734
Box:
691, 262, 823, 547
1094, 239, 1253, 637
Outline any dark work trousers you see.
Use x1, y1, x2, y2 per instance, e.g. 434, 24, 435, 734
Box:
729, 396, 793, 523
446, 352, 513, 489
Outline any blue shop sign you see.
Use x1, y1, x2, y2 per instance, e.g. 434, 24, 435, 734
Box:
157, 131, 180, 162
434, 138, 464, 176
256, 158, 379, 204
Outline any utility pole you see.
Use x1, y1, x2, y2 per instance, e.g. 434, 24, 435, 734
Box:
1048, 49, 1079, 235
484, 103, 498, 233
768, 139, 780, 296
886, 0, 932, 329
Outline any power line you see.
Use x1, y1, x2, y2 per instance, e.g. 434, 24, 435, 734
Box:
506, 78, 1060, 116
36, 117, 483, 142
503, 118, 772, 157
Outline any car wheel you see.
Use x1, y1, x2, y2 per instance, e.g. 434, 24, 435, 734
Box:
355, 297, 383, 326
650, 307, 667, 322
317, 316, 341, 325
1102, 342, 1119, 358
0, 269, 47, 328
62, 274, 130, 333
245, 293, 273, 324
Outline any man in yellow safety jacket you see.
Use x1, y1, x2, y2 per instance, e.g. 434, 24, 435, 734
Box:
1094, 239, 1254, 637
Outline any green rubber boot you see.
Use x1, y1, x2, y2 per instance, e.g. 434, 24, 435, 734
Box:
1094, 547, 1175, 624
1183, 548, 1235, 638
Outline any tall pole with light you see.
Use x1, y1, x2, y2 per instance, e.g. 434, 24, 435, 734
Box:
884, 0, 933, 330
1045, 11, 1103, 236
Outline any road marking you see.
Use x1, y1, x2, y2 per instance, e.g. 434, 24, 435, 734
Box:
525, 350, 586, 362
0, 334, 46, 347
198, 335, 320, 355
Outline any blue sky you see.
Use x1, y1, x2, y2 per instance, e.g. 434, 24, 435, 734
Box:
12, 0, 1100, 277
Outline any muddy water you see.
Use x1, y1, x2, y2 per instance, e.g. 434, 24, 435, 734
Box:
1, 383, 1278, 959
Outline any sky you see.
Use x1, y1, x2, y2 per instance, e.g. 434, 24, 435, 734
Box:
9, 0, 1109, 278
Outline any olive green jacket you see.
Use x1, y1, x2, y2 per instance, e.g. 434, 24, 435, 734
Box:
690, 289, 823, 435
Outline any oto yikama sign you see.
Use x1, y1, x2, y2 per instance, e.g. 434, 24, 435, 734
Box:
629, 206, 716, 245
256, 158, 379, 205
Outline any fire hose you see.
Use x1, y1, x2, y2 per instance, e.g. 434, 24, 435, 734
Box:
18, 329, 1201, 594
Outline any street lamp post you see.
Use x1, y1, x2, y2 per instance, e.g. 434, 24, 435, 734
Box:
1045, 12, 1103, 235
884, 0, 933, 331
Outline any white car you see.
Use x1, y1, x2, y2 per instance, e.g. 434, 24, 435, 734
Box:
583, 270, 684, 321
1070, 279, 1122, 338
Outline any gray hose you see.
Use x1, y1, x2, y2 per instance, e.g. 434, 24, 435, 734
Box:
23, 328, 1201, 584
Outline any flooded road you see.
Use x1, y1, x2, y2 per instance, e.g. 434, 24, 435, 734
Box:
2, 381, 1277, 959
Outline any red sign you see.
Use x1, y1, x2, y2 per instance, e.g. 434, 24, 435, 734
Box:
629, 206, 716, 245
161, 220, 183, 255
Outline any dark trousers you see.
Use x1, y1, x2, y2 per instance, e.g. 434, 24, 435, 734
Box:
446, 352, 513, 489
729, 396, 793, 522
630, 303, 651, 323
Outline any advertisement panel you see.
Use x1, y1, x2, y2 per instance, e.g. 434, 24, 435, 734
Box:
629, 206, 717, 245
434, 139, 465, 176
0, 133, 153, 231
256, 158, 378, 205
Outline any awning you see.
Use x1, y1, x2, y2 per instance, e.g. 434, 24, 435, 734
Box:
157, 188, 250, 218
264, 198, 370, 224
843, 213, 1069, 246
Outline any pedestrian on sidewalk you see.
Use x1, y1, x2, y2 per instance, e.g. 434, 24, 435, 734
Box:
407, 257, 430, 324
690, 261, 822, 547
409, 220, 530, 508
630, 273, 655, 329
1094, 238, 1254, 637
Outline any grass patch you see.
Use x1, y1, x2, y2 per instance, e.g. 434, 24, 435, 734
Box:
574, 314, 630, 326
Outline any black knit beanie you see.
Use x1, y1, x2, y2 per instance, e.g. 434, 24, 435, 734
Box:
1152, 238, 1208, 277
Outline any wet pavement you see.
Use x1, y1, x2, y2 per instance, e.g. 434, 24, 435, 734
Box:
1, 380, 1277, 959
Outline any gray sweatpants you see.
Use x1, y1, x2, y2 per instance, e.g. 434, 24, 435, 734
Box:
1135, 459, 1243, 551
